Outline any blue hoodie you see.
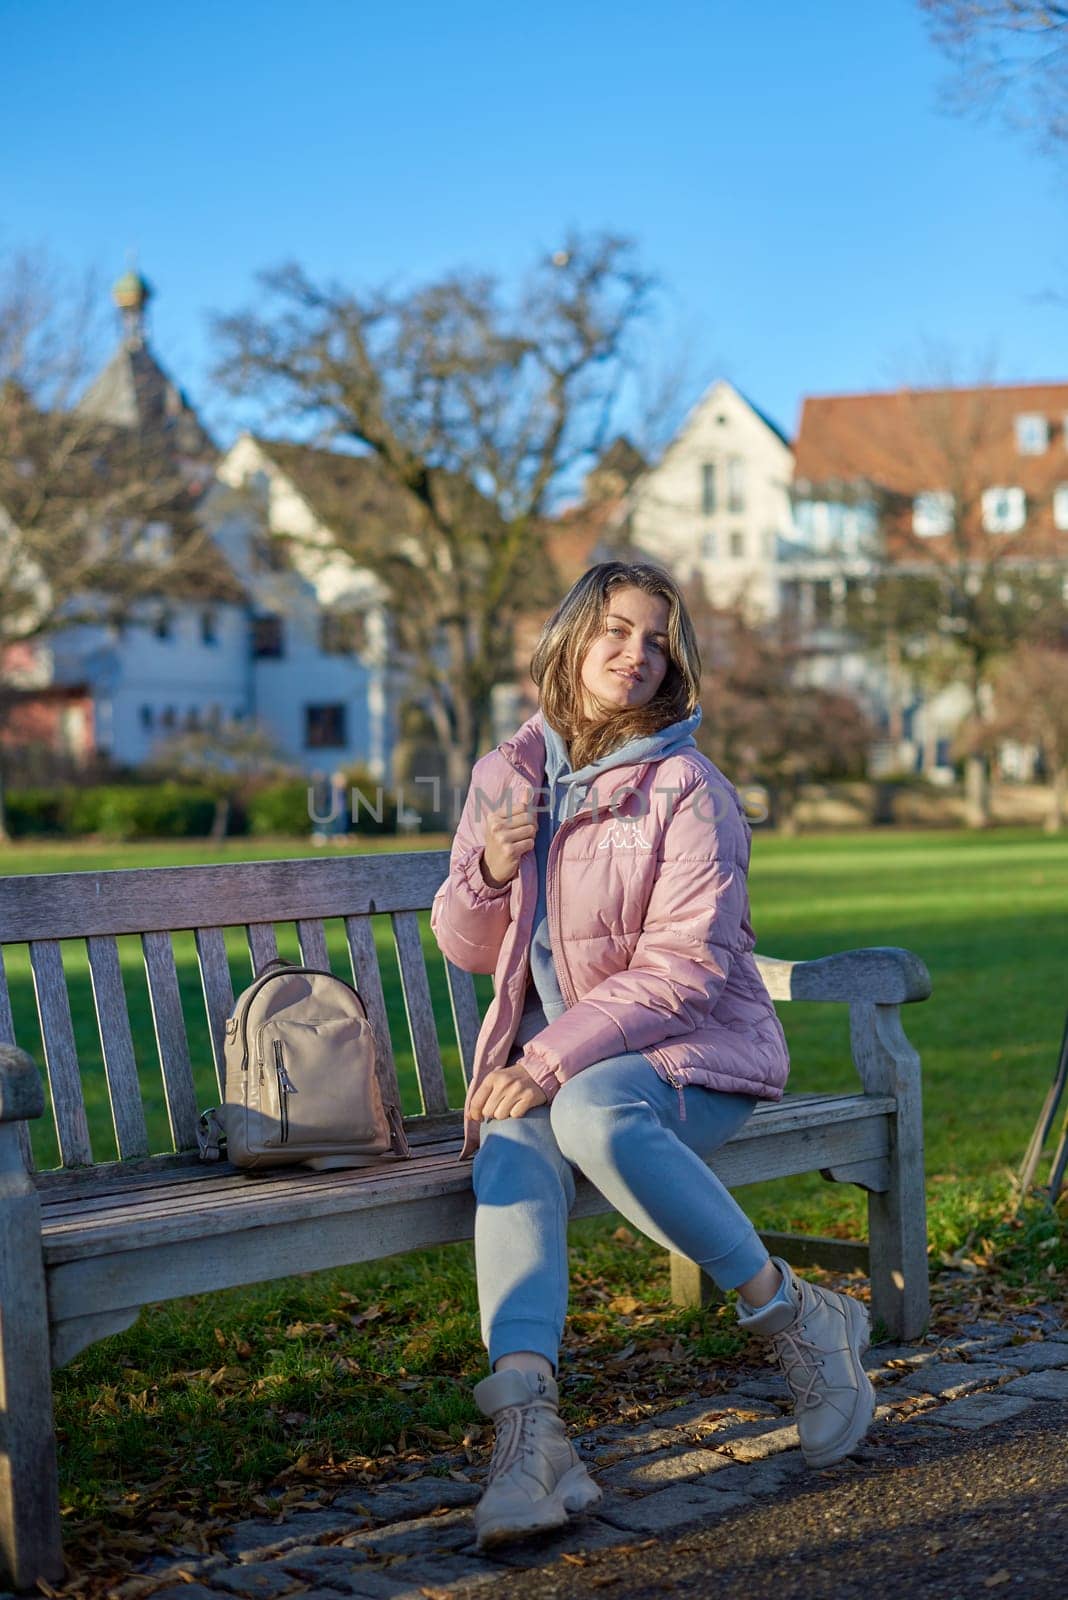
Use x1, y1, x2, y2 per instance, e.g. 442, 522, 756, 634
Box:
512, 707, 704, 1053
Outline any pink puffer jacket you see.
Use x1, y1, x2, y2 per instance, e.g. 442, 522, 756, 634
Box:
430, 712, 790, 1158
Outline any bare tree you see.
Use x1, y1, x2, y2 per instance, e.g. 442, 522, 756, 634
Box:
147, 720, 296, 839
209, 234, 656, 794
957, 641, 1068, 829
685, 578, 873, 833
920, 0, 1068, 153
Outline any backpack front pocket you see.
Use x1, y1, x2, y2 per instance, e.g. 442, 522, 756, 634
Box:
255, 1015, 382, 1149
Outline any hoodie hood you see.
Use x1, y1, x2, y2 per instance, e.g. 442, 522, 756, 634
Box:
544, 706, 702, 823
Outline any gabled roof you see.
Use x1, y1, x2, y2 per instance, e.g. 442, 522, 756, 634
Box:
251, 437, 428, 540
794, 382, 1068, 494
740, 391, 791, 448
79, 342, 216, 467
649, 378, 792, 472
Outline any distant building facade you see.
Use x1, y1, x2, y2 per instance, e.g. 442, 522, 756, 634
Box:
2, 272, 406, 782
1, 270, 252, 774
789, 381, 1068, 775
210, 433, 399, 779
626, 378, 794, 621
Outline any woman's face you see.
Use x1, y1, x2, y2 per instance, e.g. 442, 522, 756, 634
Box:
579, 585, 671, 719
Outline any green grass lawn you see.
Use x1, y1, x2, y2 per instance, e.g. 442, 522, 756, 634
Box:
2, 826, 1065, 1533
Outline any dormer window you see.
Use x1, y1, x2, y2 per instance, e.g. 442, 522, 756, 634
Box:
1015, 414, 1048, 455
982, 486, 1026, 534
913, 492, 954, 536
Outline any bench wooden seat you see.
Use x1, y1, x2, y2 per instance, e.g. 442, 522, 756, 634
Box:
0, 847, 931, 1589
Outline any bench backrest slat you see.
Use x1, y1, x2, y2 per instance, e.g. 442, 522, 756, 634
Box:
29, 940, 93, 1166
0, 944, 35, 1172
141, 932, 200, 1152
194, 927, 233, 1098
0, 852, 448, 941
86, 936, 150, 1159
443, 959, 480, 1087
296, 919, 330, 971
344, 914, 402, 1110
391, 910, 449, 1115
246, 922, 279, 975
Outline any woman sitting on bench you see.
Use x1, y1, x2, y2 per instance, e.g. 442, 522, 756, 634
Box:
430, 560, 876, 1551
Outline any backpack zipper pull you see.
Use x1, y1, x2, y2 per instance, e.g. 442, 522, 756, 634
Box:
273, 1040, 299, 1095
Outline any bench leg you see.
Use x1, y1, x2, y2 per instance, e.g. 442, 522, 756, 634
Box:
851, 1002, 930, 1343
669, 1252, 723, 1308
0, 1127, 64, 1588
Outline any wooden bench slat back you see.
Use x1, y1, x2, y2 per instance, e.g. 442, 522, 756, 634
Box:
296, 919, 331, 971
0, 851, 458, 1169
343, 915, 401, 1111
246, 922, 279, 975
194, 928, 233, 1099
0, 851, 448, 941
29, 941, 94, 1167
443, 957, 481, 1087
391, 910, 449, 1115
141, 932, 201, 1152
0, 943, 35, 1172
86, 937, 150, 1159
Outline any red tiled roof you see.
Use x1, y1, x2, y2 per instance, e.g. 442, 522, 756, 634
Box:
793, 382, 1068, 554
795, 382, 1068, 494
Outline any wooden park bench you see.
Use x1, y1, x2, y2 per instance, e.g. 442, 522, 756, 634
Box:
0, 847, 932, 1588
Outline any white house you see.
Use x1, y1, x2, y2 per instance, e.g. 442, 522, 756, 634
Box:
210, 433, 399, 779
4, 272, 406, 782
626, 378, 794, 620
2, 270, 253, 772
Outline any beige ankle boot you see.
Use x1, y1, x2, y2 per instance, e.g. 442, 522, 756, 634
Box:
472, 1368, 602, 1549
735, 1256, 875, 1468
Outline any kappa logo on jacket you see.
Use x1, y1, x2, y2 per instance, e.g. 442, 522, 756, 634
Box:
597, 818, 652, 852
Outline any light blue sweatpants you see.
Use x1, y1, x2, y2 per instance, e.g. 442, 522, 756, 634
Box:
471, 1052, 770, 1372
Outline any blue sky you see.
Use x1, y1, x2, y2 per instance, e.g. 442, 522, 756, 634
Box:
3, 0, 1064, 455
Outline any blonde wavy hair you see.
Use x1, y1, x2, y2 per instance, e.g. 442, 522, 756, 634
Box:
530, 562, 702, 770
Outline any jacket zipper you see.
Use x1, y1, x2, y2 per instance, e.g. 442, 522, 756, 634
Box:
504, 750, 654, 1041
536, 754, 688, 1117
661, 1057, 688, 1121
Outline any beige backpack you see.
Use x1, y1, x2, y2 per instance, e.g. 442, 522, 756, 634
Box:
197, 958, 410, 1171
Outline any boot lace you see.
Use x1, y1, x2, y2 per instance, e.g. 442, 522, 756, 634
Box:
767, 1328, 826, 1409
486, 1404, 540, 1482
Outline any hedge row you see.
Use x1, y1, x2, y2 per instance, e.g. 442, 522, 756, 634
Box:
4, 780, 399, 841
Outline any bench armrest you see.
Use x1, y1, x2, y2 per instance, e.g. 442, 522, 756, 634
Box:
755, 947, 932, 1005
0, 1044, 46, 1122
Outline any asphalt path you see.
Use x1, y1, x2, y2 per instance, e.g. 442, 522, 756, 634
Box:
484, 1399, 1068, 1600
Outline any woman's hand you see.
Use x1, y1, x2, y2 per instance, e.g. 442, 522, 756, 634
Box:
481, 787, 537, 889
467, 1063, 548, 1121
